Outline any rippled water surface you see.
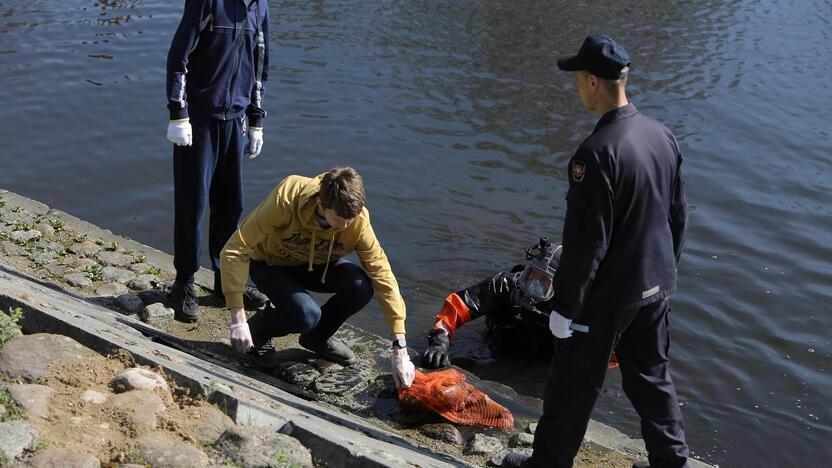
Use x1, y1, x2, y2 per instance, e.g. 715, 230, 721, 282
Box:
1, 1, 831, 465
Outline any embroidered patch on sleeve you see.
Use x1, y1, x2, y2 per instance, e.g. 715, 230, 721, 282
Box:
570, 160, 586, 182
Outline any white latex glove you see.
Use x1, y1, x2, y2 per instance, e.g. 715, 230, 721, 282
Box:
229, 322, 254, 353
166, 120, 192, 146
391, 351, 415, 389
549, 311, 573, 339
245, 127, 264, 159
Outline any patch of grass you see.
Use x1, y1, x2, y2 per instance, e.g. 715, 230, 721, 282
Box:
0, 231, 9, 241
72, 234, 87, 243
200, 379, 220, 400
0, 451, 8, 465
105, 241, 119, 251
146, 266, 163, 276
33, 439, 47, 451
222, 458, 240, 467
11, 220, 36, 231
0, 306, 23, 346
274, 451, 303, 468
134, 254, 147, 264
84, 264, 103, 282
49, 219, 65, 231
0, 198, 5, 209
0, 387, 23, 421
10, 206, 21, 213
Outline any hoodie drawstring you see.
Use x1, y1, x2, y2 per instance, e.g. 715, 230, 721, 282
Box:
320, 232, 336, 284
308, 229, 316, 272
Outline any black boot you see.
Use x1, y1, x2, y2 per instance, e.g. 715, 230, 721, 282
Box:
213, 275, 268, 310
298, 333, 356, 365
169, 281, 200, 322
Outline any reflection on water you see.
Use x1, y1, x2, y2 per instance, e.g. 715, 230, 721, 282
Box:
1, 1, 831, 466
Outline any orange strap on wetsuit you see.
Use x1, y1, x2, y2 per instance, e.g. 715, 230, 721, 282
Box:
432, 293, 472, 339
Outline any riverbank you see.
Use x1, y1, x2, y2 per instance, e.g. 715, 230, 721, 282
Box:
0, 189, 711, 467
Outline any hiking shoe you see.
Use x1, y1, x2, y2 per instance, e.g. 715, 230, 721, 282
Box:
298, 334, 356, 366
249, 338, 282, 370
243, 286, 269, 310
502, 451, 532, 467
169, 282, 200, 322
212, 282, 268, 310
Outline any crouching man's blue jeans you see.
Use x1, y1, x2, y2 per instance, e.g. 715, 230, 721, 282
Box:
246, 259, 374, 346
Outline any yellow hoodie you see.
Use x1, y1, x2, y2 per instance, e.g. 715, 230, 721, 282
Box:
220, 174, 406, 335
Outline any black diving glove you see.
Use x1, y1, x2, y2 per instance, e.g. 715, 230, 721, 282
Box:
422, 329, 451, 369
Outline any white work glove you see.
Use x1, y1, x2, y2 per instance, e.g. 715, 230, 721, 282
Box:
548, 311, 573, 339
229, 322, 254, 353
166, 120, 192, 146
245, 127, 264, 159
391, 351, 415, 389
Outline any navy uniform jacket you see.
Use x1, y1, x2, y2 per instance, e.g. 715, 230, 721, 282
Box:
166, 0, 269, 126
549, 104, 688, 320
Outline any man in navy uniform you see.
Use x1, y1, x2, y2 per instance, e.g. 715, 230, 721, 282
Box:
506, 35, 690, 467
165, 0, 271, 321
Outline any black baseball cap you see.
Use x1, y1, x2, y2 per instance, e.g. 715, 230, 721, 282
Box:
557, 35, 631, 80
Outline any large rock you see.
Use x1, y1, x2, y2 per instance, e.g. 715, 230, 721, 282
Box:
10, 229, 41, 243
96, 251, 133, 267
33, 241, 63, 253
127, 274, 157, 291
0, 420, 37, 461
0, 334, 96, 381
193, 405, 236, 443
29, 251, 56, 265
109, 390, 166, 431
64, 272, 92, 287
67, 240, 101, 257
94, 282, 129, 297
5, 384, 55, 419
140, 303, 173, 324
136, 434, 209, 468
28, 448, 100, 468
75, 258, 98, 270
418, 423, 464, 445
509, 431, 534, 447
213, 426, 313, 468
464, 433, 503, 456
1, 240, 27, 256
101, 267, 136, 284
111, 368, 170, 395
115, 294, 145, 315
129, 263, 151, 274
44, 262, 71, 276
34, 223, 55, 237
527, 422, 537, 434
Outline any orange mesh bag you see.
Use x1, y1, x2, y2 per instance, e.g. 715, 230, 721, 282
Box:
397, 369, 514, 429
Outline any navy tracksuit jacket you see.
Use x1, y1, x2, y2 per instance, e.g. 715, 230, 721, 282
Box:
166, 0, 269, 126
165, 0, 270, 284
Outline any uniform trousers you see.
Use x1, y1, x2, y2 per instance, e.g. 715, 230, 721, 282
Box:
528, 298, 689, 468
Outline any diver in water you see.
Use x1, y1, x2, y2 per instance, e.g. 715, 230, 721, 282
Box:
421, 237, 611, 369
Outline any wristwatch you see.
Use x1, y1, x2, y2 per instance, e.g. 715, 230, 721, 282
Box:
392, 337, 407, 349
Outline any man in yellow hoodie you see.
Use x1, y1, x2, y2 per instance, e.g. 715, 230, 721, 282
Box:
220, 167, 415, 389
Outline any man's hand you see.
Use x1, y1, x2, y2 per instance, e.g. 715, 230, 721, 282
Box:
245, 127, 264, 159
167, 120, 192, 146
229, 307, 253, 352
391, 348, 415, 389
422, 329, 450, 369
548, 311, 573, 339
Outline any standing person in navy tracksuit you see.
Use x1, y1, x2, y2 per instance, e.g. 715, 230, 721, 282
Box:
505, 36, 690, 468
165, 0, 270, 321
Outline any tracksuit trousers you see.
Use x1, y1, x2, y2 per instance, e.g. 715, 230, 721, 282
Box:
528, 298, 689, 468
246, 259, 375, 346
173, 115, 244, 285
